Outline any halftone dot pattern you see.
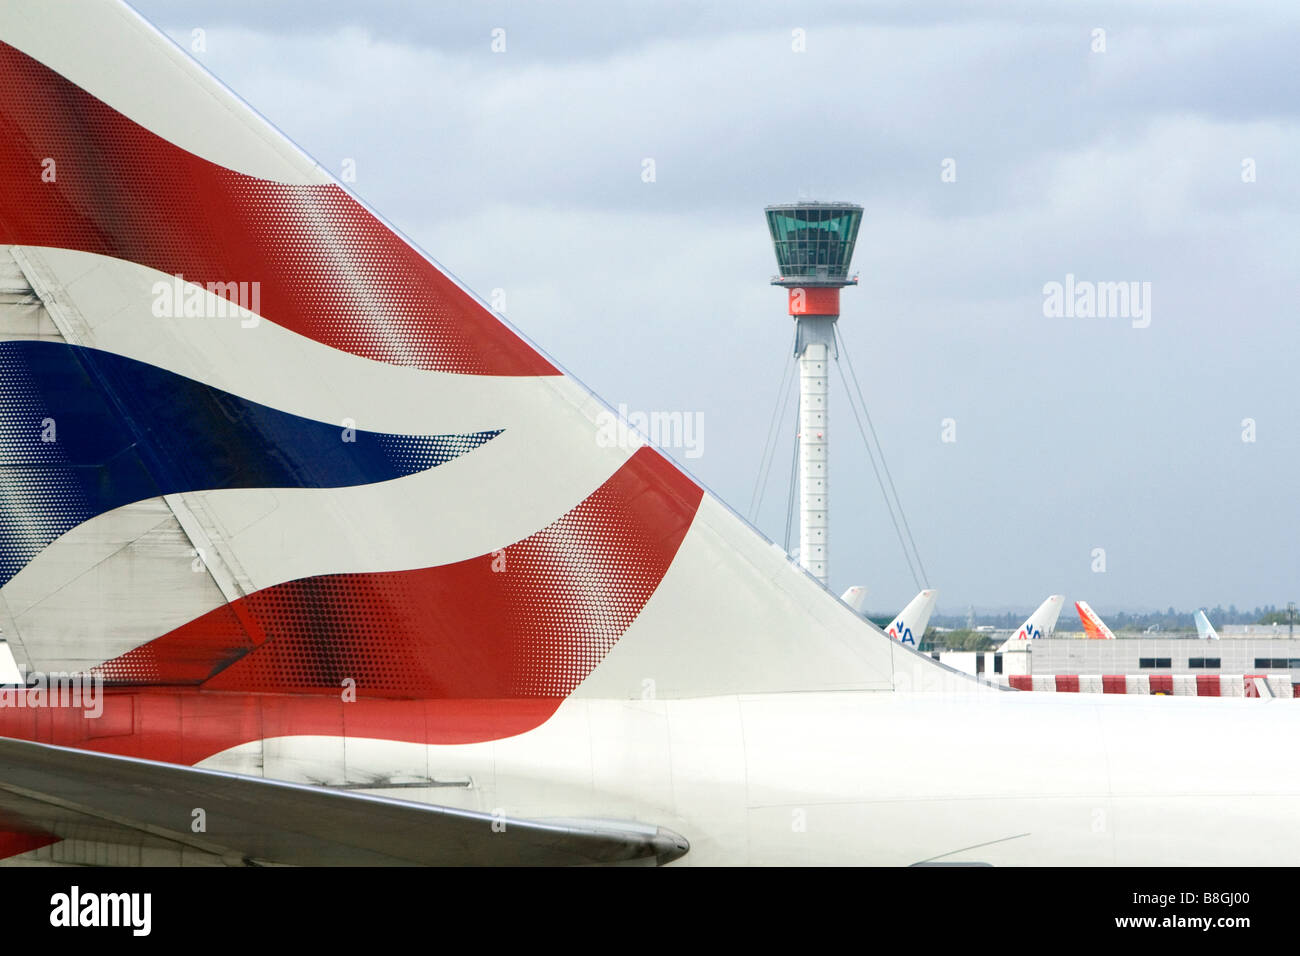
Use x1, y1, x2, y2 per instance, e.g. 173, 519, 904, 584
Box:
93, 604, 253, 685
0, 341, 502, 588
503, 480, 675, 697
0, 41, 557, 377
207, 577, 433, 696
0, 346, 89, 584
109, 448, 704, 699
373, 431, 500, 474
214, 175, 502, 373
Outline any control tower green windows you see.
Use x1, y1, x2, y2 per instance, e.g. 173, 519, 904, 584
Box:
764, 203, 863, 286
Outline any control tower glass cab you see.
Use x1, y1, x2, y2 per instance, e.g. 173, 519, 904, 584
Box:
764, 203, 863, 288
763, 201, 863, 587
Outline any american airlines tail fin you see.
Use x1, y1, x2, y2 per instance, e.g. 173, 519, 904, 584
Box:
1075, 601, 1117, 640
840, 586, 868, 614
1194, 609, 1221, 641
997, 594, 1064, 651
884, 589, 938, 648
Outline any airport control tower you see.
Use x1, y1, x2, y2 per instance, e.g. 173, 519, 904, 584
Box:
764, 202, 863, 585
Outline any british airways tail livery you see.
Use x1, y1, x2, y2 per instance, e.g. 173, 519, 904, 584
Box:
1075, 601, 1118, 640
997, 595, 1064, 651
2, 0, 1300, 867
885, 590, 939, 648
1194, 610, 1221, 641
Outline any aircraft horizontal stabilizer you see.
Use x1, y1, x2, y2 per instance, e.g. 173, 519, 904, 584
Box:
0, 737, 688, 866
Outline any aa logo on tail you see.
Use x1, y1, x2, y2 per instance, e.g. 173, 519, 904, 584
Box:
888, 619, 916, 646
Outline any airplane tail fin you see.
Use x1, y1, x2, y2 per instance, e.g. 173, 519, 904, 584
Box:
884, 589, 938, 648
840, 586, 868, 614
1075, 601, 1117, 640
0, 0, 961, 715
1194, 609, 1221, 641
997, 594, 1064, 651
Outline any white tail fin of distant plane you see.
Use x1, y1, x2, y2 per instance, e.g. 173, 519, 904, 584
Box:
885, 589, 938, 648
1194, 609, 1221, 641
1075, 601, 1117, 640
997, 594, 1064, 651
840, 586, 868, 614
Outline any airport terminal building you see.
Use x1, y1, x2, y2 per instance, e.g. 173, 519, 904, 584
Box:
1010, 637, 1300, 677
941, 636, 1300, 696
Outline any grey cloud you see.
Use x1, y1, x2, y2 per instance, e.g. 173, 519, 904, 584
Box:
123, 0, 1300, 611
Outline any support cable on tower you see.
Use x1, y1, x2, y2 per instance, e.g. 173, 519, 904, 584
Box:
748, 345, 797, 524
834, 325, 930, 588
832, 342, 924, 592
782, 429, 800, 555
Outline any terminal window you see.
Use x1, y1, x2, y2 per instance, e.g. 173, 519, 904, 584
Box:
1255, 658, 1300, 669
1188, 658, 1221, 669
1138, 658, 1172, 668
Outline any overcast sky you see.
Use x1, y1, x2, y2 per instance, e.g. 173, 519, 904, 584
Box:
130, 0, 1300, 617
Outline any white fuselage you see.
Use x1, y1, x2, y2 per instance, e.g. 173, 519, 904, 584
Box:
200, 688, 1300, 865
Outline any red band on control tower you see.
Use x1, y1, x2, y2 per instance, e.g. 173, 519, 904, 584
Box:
787, 287, 841, 316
